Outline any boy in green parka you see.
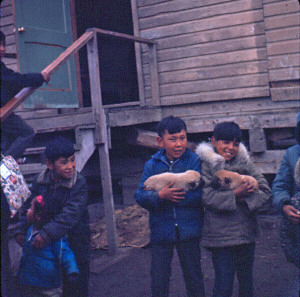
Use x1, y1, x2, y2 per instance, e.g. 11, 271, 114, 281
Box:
196, 121, 271, 297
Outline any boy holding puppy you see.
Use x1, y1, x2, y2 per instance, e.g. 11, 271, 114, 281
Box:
135, 116, 205, 297
196, 121, 271, 297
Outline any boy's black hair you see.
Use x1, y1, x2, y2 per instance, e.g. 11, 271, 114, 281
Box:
45, 136, 75, 163
32, 198, 52, 229
213, 122, 242, 142
157, 115, 187, 137
0, 31, 6, 43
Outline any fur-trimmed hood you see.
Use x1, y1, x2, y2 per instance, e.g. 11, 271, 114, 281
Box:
195, 141, 250, 170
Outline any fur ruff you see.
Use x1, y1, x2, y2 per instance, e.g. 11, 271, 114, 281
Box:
195, 142, 249, 169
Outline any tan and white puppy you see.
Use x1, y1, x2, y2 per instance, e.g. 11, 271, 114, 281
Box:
144, 170, 203, 192
211, 169, 259, 191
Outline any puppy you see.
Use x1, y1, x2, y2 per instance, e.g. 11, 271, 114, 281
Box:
144, 170, 203, 192
210, 169, 259, 191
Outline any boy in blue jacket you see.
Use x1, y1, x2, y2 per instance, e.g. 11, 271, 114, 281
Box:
18, 195, 79, 297
135, 116, 205, 297
16, 136, 90, 297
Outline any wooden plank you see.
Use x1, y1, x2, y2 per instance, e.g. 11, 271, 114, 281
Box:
155, 87, 270, 105
249, 128, 267, 152
268, 54, 300, 69
263, 0, 299, 17
131, 0, 146, 107
19, 163, 47, 176
155, 48, 267, 72
249, 150, 285, 174
87, 33, 119, 256
269, 67, 300, 82
0, 31, 94, 122
159, 73, 269, 97
264, 12, 300, 30
144, 61, 268, 85
138, 0, 233, 17
140, 10, 263, 39
162, 99, 299, 124
25, 111, 93, 133
139, 0, 262, 29
108, 107, 162, 127
154, 23, 265, 51
93, 27, 155, 45
148, 43, 160, 106
270, 87, 300, 101
267, 39, 299, 56
184, 112, 299, 133
155, 35, 266, 63
265, 26, 299, 43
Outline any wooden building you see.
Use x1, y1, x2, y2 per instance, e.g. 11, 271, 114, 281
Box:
1, 0, 299, 253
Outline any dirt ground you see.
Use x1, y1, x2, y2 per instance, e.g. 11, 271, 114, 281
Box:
88, 214, 299, 297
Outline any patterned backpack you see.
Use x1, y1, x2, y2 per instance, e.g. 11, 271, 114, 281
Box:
0, 155, 31, 217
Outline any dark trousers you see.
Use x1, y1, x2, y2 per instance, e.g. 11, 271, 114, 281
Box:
151, 237, 205, 297
62, 260, 90, 297
1, 113, 35, 159
211, 243, 255, 297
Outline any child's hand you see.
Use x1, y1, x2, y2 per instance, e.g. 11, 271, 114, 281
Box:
32, 233, 46, 249
41, 71, 50, 84
234, 179, 255, 198
282, 205, 300, 224
158, 182, 186, 203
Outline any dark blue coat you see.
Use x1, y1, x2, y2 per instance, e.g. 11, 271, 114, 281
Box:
0, 61, 45, 107
135, 148, 204, 243
18, 226, 79, 288
19, 170, 90, 264
272, 113, 300, 214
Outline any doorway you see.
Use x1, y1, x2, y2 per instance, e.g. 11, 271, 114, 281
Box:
74, 0, 139, 106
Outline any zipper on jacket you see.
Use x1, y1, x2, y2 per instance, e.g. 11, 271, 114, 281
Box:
162, 158, 181, 241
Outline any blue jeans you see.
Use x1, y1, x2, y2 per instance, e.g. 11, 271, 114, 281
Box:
211, 243, 255, 297
151, 237, 205, 297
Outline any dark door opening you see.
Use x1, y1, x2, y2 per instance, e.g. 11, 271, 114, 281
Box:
74, 0, 139, 106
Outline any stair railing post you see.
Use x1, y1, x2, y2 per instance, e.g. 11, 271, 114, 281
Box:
86, 29, 119, 255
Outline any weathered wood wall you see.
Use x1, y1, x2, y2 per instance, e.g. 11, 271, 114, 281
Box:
136, 0, 299, 112
0, 0, 18, 71
263, 0, 300, 101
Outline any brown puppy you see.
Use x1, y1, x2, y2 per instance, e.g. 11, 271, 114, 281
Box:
211, 169, 259, 191
144, 170, 203, 192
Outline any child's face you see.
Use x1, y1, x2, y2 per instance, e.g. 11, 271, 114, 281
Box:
46, 154, 76, 180
157, 129, 187, 161
212, 137, 240, 161
0, 41, 6, 60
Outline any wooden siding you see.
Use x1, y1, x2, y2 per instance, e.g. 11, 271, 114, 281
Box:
137, 0, 270, 106
263, 0, 300, 101
0, 0, 18, 71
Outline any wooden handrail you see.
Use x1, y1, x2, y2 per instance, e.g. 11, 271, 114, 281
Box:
0, 31, 94, 122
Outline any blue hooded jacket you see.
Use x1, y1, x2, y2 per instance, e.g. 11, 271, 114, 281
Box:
135, 148, 204, 243
18, 226, 79, 288
272, 112, 300, 213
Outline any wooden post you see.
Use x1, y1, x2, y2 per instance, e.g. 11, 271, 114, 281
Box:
87, 30, 119, 255
148, 43, 160, 106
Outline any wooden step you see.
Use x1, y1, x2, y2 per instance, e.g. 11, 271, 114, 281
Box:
23, 146, 45, 156
19, 163, 47, 176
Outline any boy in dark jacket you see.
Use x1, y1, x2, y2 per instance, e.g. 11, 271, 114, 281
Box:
1, 30, 49, 297
0, 30, 49, 161
17, 136, 90, 297
135, 116, 205, 297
